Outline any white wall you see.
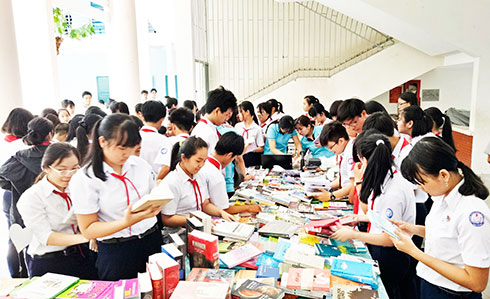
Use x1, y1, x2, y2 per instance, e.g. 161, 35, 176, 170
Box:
371, 63, 473, 115
253, 42, 443, 118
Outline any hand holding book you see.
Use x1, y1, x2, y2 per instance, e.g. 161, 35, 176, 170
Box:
125, 203, 162, 226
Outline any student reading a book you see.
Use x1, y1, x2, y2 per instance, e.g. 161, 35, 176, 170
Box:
362, 112, 412, 170
336, 98, 369, 135
70, 113, 163, 281
234, 101, 264, 167
315, 121, 355, 201
200, 132, 261, 214
155, 107, 195, 180
191, 86, 237, 154
161, 136, 235, 227
17, 143, 98, 279
294, 115, 334, 159
263, 115, 302, 157
390, 137, 490, 298
331, 131, 416, 299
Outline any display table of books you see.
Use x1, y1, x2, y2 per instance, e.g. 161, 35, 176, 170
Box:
1, 168, 389, 299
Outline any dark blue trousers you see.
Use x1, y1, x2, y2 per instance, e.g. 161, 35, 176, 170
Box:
420, 278, 481, 299
368, 245, 417, 299
96, 227, 162, 281
3, 190, 27, 278
26, 243, 98, 279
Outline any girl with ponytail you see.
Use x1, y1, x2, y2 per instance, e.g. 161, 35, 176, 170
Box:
267, 98, 284, 121
235, 101, 264, 167
424, 107, 456, 151
162, 136, 235, 228
69, 113, 162, 281
391, 137, 490, 297
75, 113, 102, 165
331, 130, 417, 299
398, 105, 435, 145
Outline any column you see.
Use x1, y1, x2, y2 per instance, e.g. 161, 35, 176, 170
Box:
0, 0, 23, 121
107, 0, 141, 109
11, 0, 60, 114
135, 0, 152, 96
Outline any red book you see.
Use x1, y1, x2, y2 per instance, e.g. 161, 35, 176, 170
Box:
188, 230, 219, 269
147, 262, 163, 299
149, 253, 180, 299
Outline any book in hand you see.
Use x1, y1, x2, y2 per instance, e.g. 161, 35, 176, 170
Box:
212, 219, 255, 241
231, 279, 285, 299
148, 253, 180, 299
131, 180, 174, 212
56, 280, 114, 298
331, 285, 379, 299
368, 210, 400, 239
221, 243, 263, 269
13, 273, 79, 299
188, 230, 220, 269
170, 281, 230, 299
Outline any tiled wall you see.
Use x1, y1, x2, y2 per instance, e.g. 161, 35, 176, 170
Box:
453, 131, 473, 166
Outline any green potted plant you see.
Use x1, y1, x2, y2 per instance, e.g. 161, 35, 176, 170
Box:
53, 7, 95, 55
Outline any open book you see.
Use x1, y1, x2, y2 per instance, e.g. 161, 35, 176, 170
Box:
132, 180, 174, 213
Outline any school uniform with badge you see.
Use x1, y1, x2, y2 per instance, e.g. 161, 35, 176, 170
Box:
392, 136, 412, 170
17, 177, 98, 279
70, 155, 161, 281
191, 117, 221, 154
200, 156, 229, 210
418, 180, 490, 297
139, 125, 171, 173
338, 139, 355, 188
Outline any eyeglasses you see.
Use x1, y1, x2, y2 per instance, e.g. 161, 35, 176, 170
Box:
343, 118, 358, 128
49, 166, 80, 176
327, 141, 339, 151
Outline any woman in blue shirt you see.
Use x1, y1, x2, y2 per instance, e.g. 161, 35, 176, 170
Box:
264, 115, 302, 156
295, 115, 335, 158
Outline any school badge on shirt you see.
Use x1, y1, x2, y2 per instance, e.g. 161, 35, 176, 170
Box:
469, 211, 484, 227
386, 208, 394, 219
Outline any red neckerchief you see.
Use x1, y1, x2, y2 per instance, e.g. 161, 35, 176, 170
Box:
435, 131, 441, 136
188, 178, 203, 211
41, 141, 51, 145
199, 118, 221, 138
110, 172, 141, 236
141, 127, 157, 133
260, 118, 271, 128
242, 128, 250, 139
4, 135, 19, 143
207, 156, 221, 170
392, 138, 410, 159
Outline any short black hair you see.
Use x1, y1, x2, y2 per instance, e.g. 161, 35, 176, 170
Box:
130, 115, 144, 130
365, 100, 388, 115
169, 107, 195, 132
337, 99, 366, 122
135, 103, 143, 114
215, 132, 244, 156
142, 100, 166, 122
319, 121, 349, 146
1, 108, 34, 137
23, 117, 54, 146
362, 112, 395, 137
150, 88, 157, 93
110, 101, 130, 114
183, 100, 197, 111
98, 99, 105, 105
141, 90, 148, 95
85, 106, 107, 117
61, 99, 75, 108
399, 92, 418, 106
329, 100, 343, 118
82, 91, 92, 98
41, 108, 58, 118
278, 115, 295, 132
44, 113, 60, 128
308, 103, 331, 119
205, 86, 237, 114
166, 97, 178, 110
54, 123, 69, 135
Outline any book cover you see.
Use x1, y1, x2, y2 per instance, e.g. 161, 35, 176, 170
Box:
148, 262, 163, 299
56, 280, 114, 298
312, 269, 330, 292
331, 285, 379, 299
256, 265, 280, 279
330, 275, 366, 288
315, 243, 342, 257
258, 220, 299, 238
233, 270, 257, 284
188, 230, 220, 269
330, 259, 377, 289
256, 253, 280, 268
237, 255, 259, 270
14, 273, 79, 299
221, 243, 263, 269
204, 269, 235, 289
148, 253, 180, 299
186, 217, 204, 236
190, 210, 213, 234
131, 180, 174, 213
123, 278, 139, 299
272, 240, 291, 263
286, 268, 313, 290
212, 220, 255, 241
169, 281, 230, 299
186, 268, 209, 282
138, 272, 153, 299
231, 279, 285, 299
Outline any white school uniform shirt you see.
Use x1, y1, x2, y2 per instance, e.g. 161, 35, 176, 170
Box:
411, 132, 437, 203
234, 122, 264, 154
0, 135, 29, 165
140, 125, 171, 173
392, 136, 412, 170
191, 117, 220, 154
200, 156, 229, 210
260, 118, 274, 136
367, 171, 416, 234
417, 180, 490, 292
70, 155, 156, 241
161, 163, 210, 216
154, 133, 190, 168
17, 177, 79, 256
271, 112, 284, 121
339, 139, 355, 188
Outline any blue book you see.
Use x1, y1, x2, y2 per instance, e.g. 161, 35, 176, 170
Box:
330, 259, 378, 289
273, 240, 291, 262
315, 244, 342, 257
256, 253, 280, 267
256, 265, 280, 279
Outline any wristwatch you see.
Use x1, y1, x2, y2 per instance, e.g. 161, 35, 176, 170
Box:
330, 192, 336, 201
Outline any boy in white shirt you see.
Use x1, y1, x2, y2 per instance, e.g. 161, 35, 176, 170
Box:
200, 132, 261, 214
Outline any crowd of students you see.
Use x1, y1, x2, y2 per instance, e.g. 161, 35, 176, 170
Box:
0, 88, 489, 299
